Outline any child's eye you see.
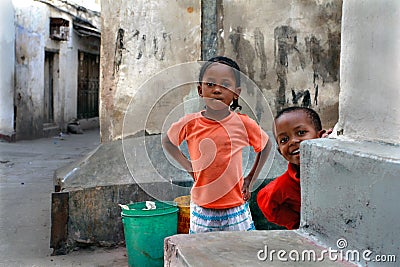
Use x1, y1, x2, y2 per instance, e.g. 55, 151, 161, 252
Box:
206, 82, 215, 87
221, 82, 231, 88
298, 130, 306, 136
279, 137, 288, 144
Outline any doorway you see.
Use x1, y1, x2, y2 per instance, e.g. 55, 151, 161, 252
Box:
44, 51, 57, 123
77, 51, 99, 119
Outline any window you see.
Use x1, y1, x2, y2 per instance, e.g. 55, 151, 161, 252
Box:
50, 18, 69, 41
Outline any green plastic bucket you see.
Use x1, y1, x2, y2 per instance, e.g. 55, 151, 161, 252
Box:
121, 201, 178, 267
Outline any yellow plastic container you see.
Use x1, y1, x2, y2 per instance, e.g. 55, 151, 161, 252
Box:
174, 195, 191, 234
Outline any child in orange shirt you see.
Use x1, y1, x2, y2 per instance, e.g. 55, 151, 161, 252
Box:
257, 107, 327, 229
162, 56, 272, 233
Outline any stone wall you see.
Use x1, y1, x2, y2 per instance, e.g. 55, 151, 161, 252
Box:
100, 0, 342, 142
100, 0, 201, 142
220, 0, 342, 128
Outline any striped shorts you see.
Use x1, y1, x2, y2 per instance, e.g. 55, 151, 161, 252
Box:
189, 201, 255, 234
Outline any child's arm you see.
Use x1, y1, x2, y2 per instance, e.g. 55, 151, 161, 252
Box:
162, 135, 194, 179
242, 138, 273, 201
257, 185, 300, 230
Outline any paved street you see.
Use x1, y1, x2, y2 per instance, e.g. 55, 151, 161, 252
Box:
0, 129, 127, 267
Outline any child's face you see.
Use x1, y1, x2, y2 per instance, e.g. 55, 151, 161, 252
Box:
197, 63, 240, 110
274, 111, 323, 166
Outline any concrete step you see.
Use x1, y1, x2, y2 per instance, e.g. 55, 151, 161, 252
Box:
43, 123, 60, 138
164, 230, 357, 267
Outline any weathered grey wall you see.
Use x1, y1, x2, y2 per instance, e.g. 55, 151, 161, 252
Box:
220, 0, 342, 128
13, 0, 100, 140
100, 0, 201, 142
14, 1, 47, 139
0, 0, 15, 140
336, 1, 400, 144
100, 0, 341, 142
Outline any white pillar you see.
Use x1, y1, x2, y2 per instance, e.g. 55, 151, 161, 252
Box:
0, 0, 15, 137
337, 0, 400, 144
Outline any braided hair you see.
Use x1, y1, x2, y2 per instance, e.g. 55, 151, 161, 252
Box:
198, 56, 242, 111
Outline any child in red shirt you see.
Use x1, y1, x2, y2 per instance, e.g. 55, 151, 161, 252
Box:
257, 107, 327, 229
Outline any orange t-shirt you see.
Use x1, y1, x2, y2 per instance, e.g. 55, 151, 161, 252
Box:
167, 111, 268, 209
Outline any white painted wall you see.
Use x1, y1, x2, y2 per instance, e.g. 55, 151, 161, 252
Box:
0, 0, 15, 136
338, 0, 400, 144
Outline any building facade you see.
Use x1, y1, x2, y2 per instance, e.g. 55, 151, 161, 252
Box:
0, 0, 101, 141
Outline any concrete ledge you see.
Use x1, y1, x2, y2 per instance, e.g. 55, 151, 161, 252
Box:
301, 138, 400, 266
51, 181, 191, 255
51, 135, 193, 254
54, 134, 193, 190
51, 134, 288, 254
163, 139, 400, 267
164, 230, 356, 266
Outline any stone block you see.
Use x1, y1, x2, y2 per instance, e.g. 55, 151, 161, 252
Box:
301, 138, 400, 266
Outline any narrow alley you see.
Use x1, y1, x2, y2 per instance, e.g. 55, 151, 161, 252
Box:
0, 129, 127, 267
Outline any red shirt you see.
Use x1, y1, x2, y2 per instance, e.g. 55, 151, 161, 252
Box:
257, 163, 300, 229
167, 111, 268, 209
